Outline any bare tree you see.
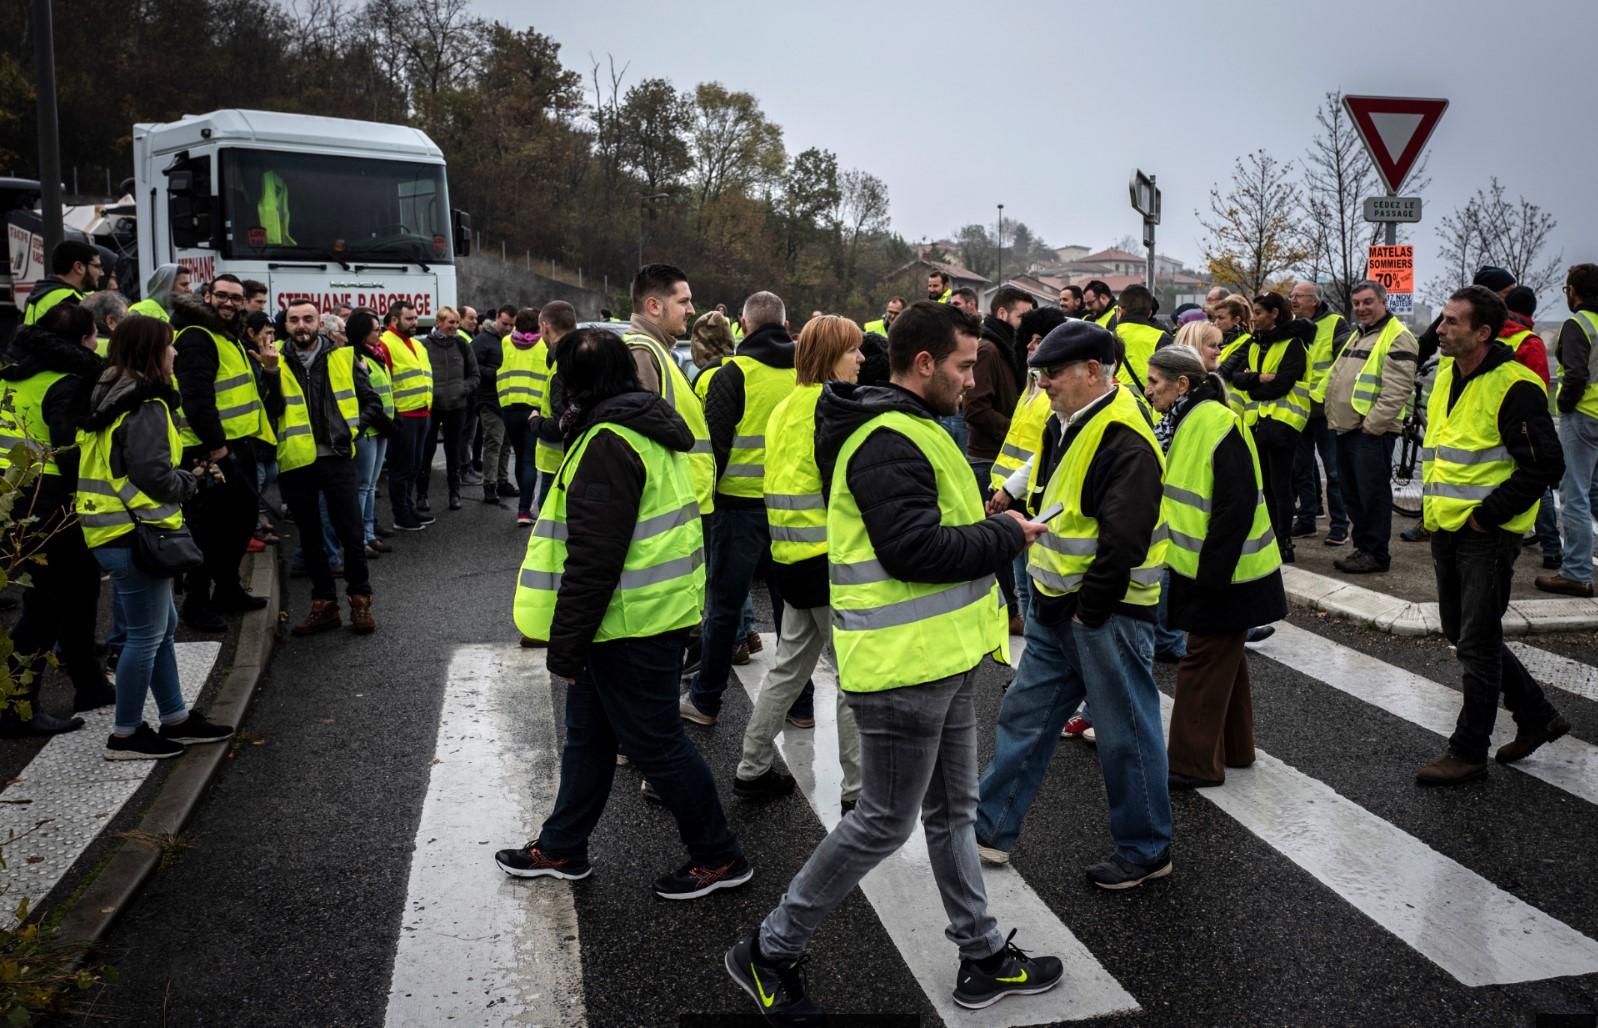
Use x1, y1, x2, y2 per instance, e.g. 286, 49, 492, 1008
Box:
1425, 177, 1561, 303
836, 169, 890, 285
1198, 150, 1309, 295
1300, 91, 1377, 314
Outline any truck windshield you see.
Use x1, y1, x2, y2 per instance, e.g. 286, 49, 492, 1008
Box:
219, 148, 453, 265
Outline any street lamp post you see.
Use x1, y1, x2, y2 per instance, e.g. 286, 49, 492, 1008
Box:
637, 190, 670, 269
31, 0, 64, 257
996, 203, 1005, 286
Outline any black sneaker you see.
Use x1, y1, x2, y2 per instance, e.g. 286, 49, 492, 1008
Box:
416, 512, 437, 526
724, 929, 824, 1025
733, 768, 796, 801
494, 843, 593, 880
840, 799, 857, 815
159, 712, 234, 745
213, 590, 269, 613
1334, 549, 1388, 574
106, 723, 185, 760
1085, 849, 1173, 890
1291, 520, 1317, 538
952, 929, 1065, 1009
497, 480, 519, 498
394, 517, 428, 532
180, 605, 227, 633
654, 855, 753, 899
1324, 527, 1350, 546
416, 496, 432, 513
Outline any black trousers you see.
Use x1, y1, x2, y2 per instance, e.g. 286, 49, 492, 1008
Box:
9, 502, 103, 691
184, 443, 258, 605
1253, 421, 1299, 559
279, 456, 371, 600
420, 407, 467, 501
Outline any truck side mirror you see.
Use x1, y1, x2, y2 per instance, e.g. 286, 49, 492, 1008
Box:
165, 154, 216, 249
452, 208, 472, 257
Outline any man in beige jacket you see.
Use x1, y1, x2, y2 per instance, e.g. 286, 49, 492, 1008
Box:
1322, 280, 1419, 573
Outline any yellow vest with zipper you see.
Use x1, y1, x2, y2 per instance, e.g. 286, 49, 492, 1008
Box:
0, 372, 69, 475
1244, 337, 1311, 432
172, 325, 275, 447
827, 410, 1008, 693
384, 330, 433, 414
1421, 356, 1545, 534
625, 331, 714, 512
1348, 316, 1411, 419
497, 336, 548, 408
1162, 399, 1280, 582
75, 398, 185, 547
1306, 312, 1345, 404
765, 384, 826, 564
718, 355, 797, 500
277, 347, 359, 473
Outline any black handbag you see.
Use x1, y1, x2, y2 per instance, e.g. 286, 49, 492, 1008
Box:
129, 515, 205, 578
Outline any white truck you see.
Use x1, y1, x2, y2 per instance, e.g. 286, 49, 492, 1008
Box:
132, 108, 470, 321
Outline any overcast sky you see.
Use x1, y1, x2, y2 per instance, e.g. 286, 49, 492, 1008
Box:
497, 0, 1596, 308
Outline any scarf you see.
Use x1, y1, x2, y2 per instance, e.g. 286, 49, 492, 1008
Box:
1154, 393, 1192, 453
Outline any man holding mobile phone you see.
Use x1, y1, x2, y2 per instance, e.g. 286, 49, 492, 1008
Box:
975, 319, 1175, 890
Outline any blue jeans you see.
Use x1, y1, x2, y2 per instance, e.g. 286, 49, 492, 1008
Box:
536, 630, 742, 866
977, 610, 1171, 865
690, 507, 770, 716
356, 434, 387, 543
1293, 414, 1349, 533
95, 547, 187, 733
938, 414, 969, 454
1534, 487, 1560, 562
1010, 553, 1031, 621
1153, 568, 1187, 660
1557, 412, 1598, 585
1335, 429, 1397, 566
291, 493, 343, 569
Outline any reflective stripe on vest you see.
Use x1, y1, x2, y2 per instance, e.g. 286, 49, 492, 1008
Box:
75, 398, 185, 547
719, 355, 797, 499
1244, 337, 1311, 432
625, 332, 715, 513
0, 371, 70, 475
1306, 312, 1344, 404
497, 336, 549, 408
1161, 400, 1281, 583
364, 356, 395, 433
1572, 312, 1598, 419
1349, 317, 1410, 418
1421, 355, 1545, 534
384, 330, 433, 413
765, 384, 826, 564
989, 385, 1051, 494
513, 421, 705, 642
1028, 388, 1168, 605
277, 347, 359, 473
173, 326, 275, 447
828, 409, 1008, 693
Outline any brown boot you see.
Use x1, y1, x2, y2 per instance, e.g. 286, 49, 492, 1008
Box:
1533, 574, 1594, 597
348, 594, 376, 635
1415, 751, 1488, 786
291, 598, 342, 637
1495, 715, 1570, 764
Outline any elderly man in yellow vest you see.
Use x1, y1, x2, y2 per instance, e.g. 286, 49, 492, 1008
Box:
265, 301, 388, 636
1415, 286, 1567, 785
1323, 279, 1419, 573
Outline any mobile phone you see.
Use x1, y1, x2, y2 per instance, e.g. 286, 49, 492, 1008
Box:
1036, 502, 1064, 523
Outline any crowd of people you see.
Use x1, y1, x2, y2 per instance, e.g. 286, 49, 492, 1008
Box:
6, 240, 1596, 1021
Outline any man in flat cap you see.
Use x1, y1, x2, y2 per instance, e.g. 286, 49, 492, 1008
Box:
974, 320, 1174, 890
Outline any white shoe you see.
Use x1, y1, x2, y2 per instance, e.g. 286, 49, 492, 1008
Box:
1082, 726, 1096, 746
679, 693, 717, 726
977, 844, 1010, 866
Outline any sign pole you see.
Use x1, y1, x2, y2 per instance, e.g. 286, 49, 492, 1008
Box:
31, 0, 64, 259
1385, 194, 1397, 247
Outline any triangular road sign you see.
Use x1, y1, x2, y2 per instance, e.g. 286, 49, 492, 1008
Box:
1343, 95, 1448, 194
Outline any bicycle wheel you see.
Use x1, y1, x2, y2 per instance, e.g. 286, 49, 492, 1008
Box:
1391, 429, 1424, 517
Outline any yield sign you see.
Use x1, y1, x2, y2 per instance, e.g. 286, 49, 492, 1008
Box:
1343, 95, 1449, 194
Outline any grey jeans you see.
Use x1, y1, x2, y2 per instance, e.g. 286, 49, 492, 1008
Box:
477, 401, 512, 486
735, 604, 862, 801
759, 665, 1004, 962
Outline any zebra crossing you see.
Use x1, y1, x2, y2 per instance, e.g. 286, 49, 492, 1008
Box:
389, 623, 1598, 1026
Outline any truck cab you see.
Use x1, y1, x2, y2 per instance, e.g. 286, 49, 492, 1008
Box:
133, 109, 469, 321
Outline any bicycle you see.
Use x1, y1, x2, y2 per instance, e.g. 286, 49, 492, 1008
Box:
1390, 354, 1438, 518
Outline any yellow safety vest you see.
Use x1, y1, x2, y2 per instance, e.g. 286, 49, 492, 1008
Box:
1421, 356, 1545, 534
1092, 308, 1116, 328
1219, 331, 1252, 415
258, 170, 296, 245
497, 336, 548, 408
534, 356, 564, 474
1161, 399, 1280, 583
1568, 311, 1598, 419
718, 355, 797, 499
765, 384, 826, 564
363, 355, 394, 437
128, 298, 169, 322
935, 290, 952, 304
0, 371, 69, 475
513, 421, 704, 642
75, 397, 185, 547
625, 331, 715, 513
693, 358, 726, 403
95, 337, 110, 358
1348, 316, 1411, 419
277, 347, 359, 472
1306, 312, 1345, 404
1114, 320, 1163, 391
384, 330, 433, 414
21, 285, 82, 326
862, 318, 888, 337
827, 409, 1008, 693
989, 383, 1051, 495
172, 326, 275, 447
1028, 387, 1168, 606
1244, 337, 1311, 432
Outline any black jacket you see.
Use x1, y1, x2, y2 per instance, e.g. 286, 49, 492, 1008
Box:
1028, 388, 1166, 627
966, 315, 1022, 462
815, 382, 1024, 590
1555, 305, 1598, 415
1, 325, 103, 508
78, 374, 199, 544
704, 323, 795, 509
1440, 341, 1563, 529
421, 330, 480, 411
1161, 387, 1289, 634
548, 390, 697, 679
171, 295, 279, 455
1219, 319, 1310, 401
267, 337, 389, 459
471, 328, 505, 407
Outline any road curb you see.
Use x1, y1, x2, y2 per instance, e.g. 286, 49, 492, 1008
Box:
1282, 565, 1598, 636
53, 550, 280, 948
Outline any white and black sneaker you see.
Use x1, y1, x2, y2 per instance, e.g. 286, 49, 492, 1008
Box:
952, 929, 1065, 1009
105, 724, 185, 761
494, 843, 593, 880
654, 855, 753, 899
158, 712, 234, 745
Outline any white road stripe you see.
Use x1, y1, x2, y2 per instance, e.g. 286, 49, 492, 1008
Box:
0, 641, 220, 920
1153, 691, 1598, 986
733, 635, 1139, 1026
384, 645, 585, 1028
1255, 623, 1598, 806
1506, 641, 1598, 704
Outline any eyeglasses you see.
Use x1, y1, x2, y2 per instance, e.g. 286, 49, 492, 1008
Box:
213, 292, 246, 304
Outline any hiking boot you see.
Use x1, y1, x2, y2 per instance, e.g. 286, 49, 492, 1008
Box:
952, 929, 1065, 1010
724, 930, 824, 1026
653, 855, 753, 899
733, 768, 796, 801
349, 594, 376, 634
494, 843, 592, 880
1086, 849, 1173, 890
105, 723, 184, 760
1534, 574, 1594, 598
1415, 751, 1488, 785
1495, 715, 1571, 764
291, 598, 342, 636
